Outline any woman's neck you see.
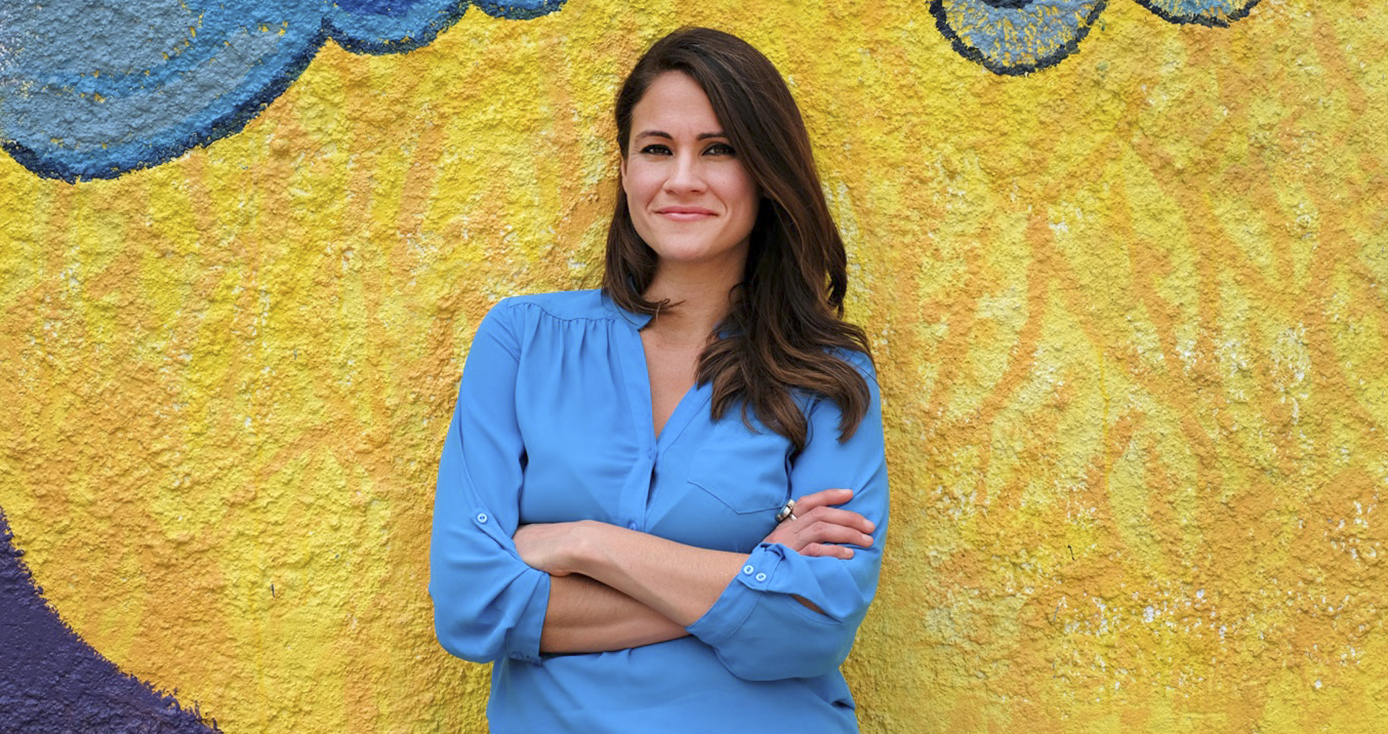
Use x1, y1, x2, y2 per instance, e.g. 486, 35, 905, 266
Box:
641, 259, 743, 342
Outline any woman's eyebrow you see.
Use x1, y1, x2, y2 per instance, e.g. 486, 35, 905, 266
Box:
633, 130, 728, 140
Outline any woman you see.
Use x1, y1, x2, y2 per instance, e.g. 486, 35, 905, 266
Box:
430, 27, 888, 733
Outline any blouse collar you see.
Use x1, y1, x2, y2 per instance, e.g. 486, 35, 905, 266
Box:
600, 289, 654, 330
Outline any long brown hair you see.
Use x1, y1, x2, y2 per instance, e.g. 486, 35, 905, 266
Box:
602, 27, 871, 451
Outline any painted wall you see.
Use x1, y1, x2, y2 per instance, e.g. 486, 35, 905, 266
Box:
2, 0, 1386, 731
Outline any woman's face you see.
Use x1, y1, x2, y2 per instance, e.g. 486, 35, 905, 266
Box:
621, 72, 759, 275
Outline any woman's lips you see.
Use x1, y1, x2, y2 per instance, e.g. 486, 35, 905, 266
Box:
656, 207, 715, 221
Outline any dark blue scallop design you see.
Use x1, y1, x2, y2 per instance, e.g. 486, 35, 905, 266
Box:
930, 0, 1110, 76
0, 0, 565, 182
0, 508, 220, 733
931, 0, 1261, 75
1135, 0, 1261, 28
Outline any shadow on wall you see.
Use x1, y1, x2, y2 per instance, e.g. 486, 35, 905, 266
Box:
0, 510, 219, 732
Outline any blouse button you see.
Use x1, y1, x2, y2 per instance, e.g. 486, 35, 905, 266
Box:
626, 521, 638, 530
742, 565, 754, 575
476, 512, 488, 524
755, 573, 767, 582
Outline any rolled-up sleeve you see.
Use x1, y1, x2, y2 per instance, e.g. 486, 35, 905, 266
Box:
429, 300, 551, 665
686, 351, 889, 681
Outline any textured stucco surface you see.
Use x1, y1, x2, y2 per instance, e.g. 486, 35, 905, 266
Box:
2, 0, 1387, 732
0, 510, 219, 731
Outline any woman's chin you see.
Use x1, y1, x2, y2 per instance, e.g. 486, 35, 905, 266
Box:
648, 239, 750, 271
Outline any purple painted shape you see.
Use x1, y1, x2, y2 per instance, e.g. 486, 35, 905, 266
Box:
0, 508, 220, 733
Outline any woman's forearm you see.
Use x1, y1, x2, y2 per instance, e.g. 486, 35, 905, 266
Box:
540, 574, 689, 653
567, 523, 747, 627
518, 513, 864, 629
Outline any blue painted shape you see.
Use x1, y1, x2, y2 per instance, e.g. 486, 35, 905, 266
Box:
0, 0, 565, 182
0, 508, 220, 732
327, 0, 473, 53
1135, 0, 1261, 27
334, 0, 416, 17
328, 0, 565, 53
930, 0, 1109, 76
0, 1, 323, 182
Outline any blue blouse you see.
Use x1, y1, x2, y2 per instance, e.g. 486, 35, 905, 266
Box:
429, 290, 889, 733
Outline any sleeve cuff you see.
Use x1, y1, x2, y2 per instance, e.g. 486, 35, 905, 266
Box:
503, 568, 551, 664
469, 505, 553, 665
686, 543, 788, 645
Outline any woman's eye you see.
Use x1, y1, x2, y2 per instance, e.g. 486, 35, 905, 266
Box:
704, 143, 735, 156
639, 144, 672, 155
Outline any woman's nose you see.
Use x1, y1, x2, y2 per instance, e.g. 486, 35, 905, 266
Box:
664, 154, 707, 193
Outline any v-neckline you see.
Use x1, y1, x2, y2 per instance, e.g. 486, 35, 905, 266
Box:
638, 332, 709, 446
641, 334, 702, 439
617, 330, 710, 456
654, 380, 702, 442
604, 292, 712, 454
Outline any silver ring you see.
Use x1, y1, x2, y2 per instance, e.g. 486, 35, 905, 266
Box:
775, 498, 797, 523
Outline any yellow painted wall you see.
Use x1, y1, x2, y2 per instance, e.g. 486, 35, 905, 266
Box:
2, 0, 1386, 731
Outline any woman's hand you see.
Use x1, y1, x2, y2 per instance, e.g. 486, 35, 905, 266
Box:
761, 489, 875, 559
514, 521, 591, 576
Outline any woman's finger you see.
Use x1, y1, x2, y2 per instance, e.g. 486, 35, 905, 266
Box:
761, 489, 876, 552
794, 521, 874, 548
799, 543, 855, 559
794, 506, 876, 534
787, 488, 854, 516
